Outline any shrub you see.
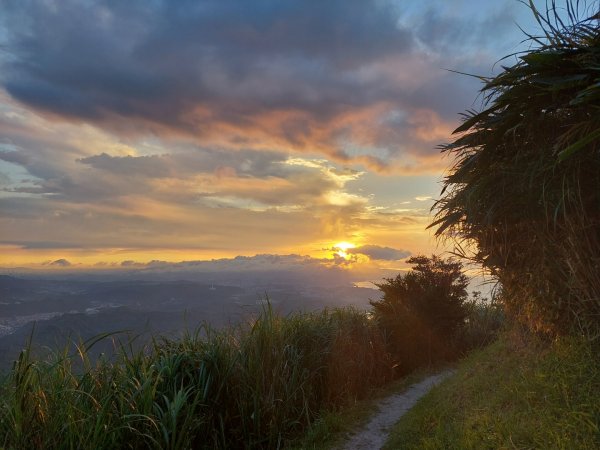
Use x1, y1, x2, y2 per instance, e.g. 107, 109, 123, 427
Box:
370, 255, 470, 373
459, 290, 505, 350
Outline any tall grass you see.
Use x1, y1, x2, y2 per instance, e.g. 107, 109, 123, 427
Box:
0, 305, 394, 449
383, 329, 600, 449
431, 0, 600, 337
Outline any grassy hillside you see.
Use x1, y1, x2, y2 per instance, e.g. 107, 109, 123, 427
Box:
383, 329, 600, 449
0, 305, 396, 449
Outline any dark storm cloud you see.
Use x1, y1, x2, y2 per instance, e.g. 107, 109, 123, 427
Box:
0, 0, 411, 121
0, 0, 521, 169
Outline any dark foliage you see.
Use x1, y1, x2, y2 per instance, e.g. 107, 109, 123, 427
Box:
370, 255, 470, 373
459, 290, 505, 350
431, 1, 600, 338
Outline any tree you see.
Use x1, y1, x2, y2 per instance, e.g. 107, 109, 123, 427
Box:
431, 1, 600, 337
370, 255, 469, 372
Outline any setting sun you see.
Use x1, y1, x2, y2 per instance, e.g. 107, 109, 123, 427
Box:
333, 241, 356, 259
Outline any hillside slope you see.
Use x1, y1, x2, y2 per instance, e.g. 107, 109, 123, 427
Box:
383, 331, 600, 449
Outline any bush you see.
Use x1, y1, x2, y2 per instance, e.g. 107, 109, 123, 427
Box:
459, 290, 505, 350
370, 255, 470, 373
431, 1, 600, 338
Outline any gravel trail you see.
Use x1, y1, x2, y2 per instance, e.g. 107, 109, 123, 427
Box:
340, 370, 454, 450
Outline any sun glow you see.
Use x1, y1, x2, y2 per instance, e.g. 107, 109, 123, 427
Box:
333, 241, 356, 259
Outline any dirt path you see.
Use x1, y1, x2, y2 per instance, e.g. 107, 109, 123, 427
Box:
340, 370, 454, 450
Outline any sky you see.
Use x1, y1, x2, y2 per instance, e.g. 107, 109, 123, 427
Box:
0, 0, 544, 275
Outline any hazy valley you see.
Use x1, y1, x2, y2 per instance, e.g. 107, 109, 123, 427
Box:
0, 273, 380, 370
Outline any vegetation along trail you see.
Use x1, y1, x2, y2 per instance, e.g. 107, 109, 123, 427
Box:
340, 370, 454, 450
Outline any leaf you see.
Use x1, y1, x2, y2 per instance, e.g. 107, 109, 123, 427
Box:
557, 127, 600, 161
453, 107, 495, 134
428, 211, 463, 234
531, 74, 589, 90
570, 80, 600, 105
520, 50, 563, 65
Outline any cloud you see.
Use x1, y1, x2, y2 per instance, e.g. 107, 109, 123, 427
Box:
77, 149, 290, 179
48, 258, 72, 267
104, 253, 406, 287
121, 260, 145, 267
0, 102, 432, 258
1, 240, 83, 250
0, 95, 373, 218
348, 245, 411, 261
0, 1, 526, 265
0, 95, 364, 209
0, 1, 407, 165
0, 0, 523, 171
413, 5, 518, 53
0, 195, 374, 254
167, 254, 333, 272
